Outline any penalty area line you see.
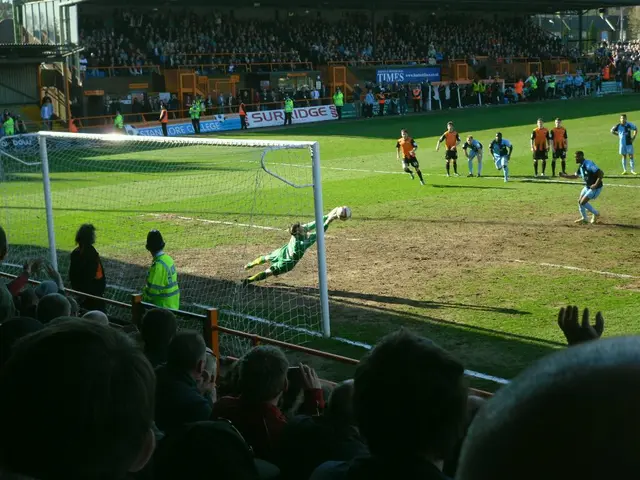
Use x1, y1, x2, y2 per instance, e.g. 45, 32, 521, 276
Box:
513, 259, 640, 279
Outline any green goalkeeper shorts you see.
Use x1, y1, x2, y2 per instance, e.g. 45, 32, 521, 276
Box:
265, 248, 296, 276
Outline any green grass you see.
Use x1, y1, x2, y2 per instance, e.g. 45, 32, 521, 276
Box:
2, 95, 640, 390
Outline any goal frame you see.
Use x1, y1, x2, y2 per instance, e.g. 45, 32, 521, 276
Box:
34, 131, 332, 337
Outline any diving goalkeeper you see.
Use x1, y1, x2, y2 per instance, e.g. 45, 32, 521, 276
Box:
242, 207, 342, 285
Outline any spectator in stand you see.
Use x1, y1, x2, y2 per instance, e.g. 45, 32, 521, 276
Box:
0, 281, 15, 324
41, 96, 53, 130
83, 309, 110, 326
141, 308, 177, 367
154, 330, 215, 434
0, 225, 43, 297
36, 292, 71, 324
0, 321, 156, 480
69, 223, 106, 311
211, 345, 325, 463
311, 330, 467, 480
457, 326, 640, 480
0, 316, 43, 367
279, 379, 368, 480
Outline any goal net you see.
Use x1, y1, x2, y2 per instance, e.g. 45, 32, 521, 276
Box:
0, 132, 330, 350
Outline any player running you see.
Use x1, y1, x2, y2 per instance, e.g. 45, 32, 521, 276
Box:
436, 121, 461, 177
490, 132, 513, 182
396, 129, 425, 185
462, 135, 483, 177
531, 118, 550, 177
611, 114, 637, 175
242, 208, 341, 284
560, 151, 604, 224
550, 118, 568, 176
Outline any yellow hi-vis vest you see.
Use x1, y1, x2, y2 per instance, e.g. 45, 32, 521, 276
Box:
143, 253, 180, 310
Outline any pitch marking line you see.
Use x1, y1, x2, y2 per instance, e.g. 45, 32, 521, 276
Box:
513, 259, 640, 279
145, 213, 358, 241
267, 161, 640, 187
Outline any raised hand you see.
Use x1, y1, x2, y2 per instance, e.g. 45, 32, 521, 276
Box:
557, 305, 604, 346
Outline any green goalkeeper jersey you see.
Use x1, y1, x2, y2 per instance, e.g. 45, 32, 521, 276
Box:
271, 215, 330, 265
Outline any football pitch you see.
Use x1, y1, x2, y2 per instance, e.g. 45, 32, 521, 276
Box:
2, 95, 640, 390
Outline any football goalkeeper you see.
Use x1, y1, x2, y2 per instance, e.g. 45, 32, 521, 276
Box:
242, 207, 341, 285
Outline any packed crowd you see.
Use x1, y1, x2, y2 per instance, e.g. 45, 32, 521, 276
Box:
78, 9, 569, 74
0, 217, 633, 480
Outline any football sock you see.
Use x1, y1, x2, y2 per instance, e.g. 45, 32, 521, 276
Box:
416, 170, 425, 182
247, 256, 266, 268
579, 204, 587, 219
631, 157, 636, 171
248, 271, 268, 283
561, 160, 566, 173
503, 165, 509, 180
446, 162, 450, 175
622, 156, 627, 171
542, 160, 547, 174
584, 202, 599, 215
468, 159, 473, 175
453, 161, 458, 174
477, 160, 482, 176
533, 161, 538, 176
551, 161, 556, 176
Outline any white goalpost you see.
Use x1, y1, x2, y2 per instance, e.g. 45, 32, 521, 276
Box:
0, 131, 331, 343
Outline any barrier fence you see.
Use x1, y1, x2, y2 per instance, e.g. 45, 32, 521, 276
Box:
0, 271, 492, 397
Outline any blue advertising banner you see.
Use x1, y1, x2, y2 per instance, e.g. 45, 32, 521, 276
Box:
125, 115, 241, 137
376, 67, 441, 84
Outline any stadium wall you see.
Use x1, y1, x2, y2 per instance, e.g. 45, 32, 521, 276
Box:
0, 64, 39, 106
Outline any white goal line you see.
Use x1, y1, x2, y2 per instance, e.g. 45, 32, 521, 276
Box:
512, 259, 640, 279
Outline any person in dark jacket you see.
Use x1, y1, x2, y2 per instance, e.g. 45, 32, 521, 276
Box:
310, 330, 468, 480
155, 331, 214, 435
278, 380, 368, 480
141, 308, 177, 368
68, 224, 106, 311
211, 345, 325, 463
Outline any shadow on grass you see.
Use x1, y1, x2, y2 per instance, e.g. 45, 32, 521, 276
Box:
3, 243, 561, 388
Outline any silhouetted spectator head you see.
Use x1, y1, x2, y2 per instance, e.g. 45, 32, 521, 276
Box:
141, 308, 177, 367
154, 421, 260, 480
0, 317, 43, 367
0, 320, 156, 479
238, 345, 288, 404
36, 293, 71, 324
327, 379, 355, 426
354, 329, 467, 461
457, 336, 640, 480
0, 225, 7, 261
83, 309, 109, 326
75, 223, 96, 247
167, 330, 207, 376
34, 279, 59, 298
146, 229, 165, 253
17, 288, 38, 318
0, 284, 15, 324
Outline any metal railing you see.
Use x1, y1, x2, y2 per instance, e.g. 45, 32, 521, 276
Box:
0, 271, 492, 397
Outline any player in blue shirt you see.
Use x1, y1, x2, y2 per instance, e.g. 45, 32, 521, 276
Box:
462, 136, 483, 177
560, 151, 604, 224
610, 114, 638, 175
489, 132, 513, 182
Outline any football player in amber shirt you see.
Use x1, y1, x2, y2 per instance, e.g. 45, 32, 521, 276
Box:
530, 118, 551, 177
436, 121, 461, 177
396, 129, 425, 185
550, 118, 568, 176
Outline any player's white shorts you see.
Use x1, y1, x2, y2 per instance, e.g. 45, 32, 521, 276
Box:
493, 155, 508, 169
468, 150, 483, 161
619, 144, 634, 156
580, 186, 602, 200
